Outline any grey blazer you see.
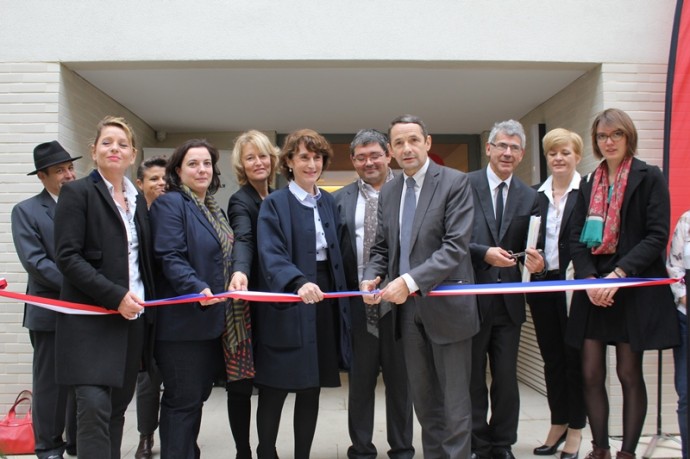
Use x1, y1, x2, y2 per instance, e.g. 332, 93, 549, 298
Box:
11, 189, 63, 331
363, 160, 479, 344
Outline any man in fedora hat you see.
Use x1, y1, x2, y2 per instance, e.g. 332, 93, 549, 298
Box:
11, 140, 81, 459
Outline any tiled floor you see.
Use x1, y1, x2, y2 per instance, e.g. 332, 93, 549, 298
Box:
13, 375, 684, 458
122, 375, 684, 458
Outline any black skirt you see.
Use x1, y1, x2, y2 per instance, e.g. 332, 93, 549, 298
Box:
315, 261, 341, 387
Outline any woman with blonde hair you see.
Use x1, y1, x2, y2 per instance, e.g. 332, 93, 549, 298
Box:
54, 116, 155, 458
225, 130, 279, 459
526, 128, 585, 459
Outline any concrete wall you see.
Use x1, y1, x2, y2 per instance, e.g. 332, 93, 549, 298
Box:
1, 1, 674, 65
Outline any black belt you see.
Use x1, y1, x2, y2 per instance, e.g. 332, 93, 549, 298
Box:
545, 269, 561, 279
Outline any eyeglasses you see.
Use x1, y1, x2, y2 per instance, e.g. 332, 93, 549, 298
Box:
352, 152, 385, 165
490, 142, 522, 153
595, 130, 625, 143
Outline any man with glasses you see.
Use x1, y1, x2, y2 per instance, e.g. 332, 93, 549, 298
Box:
334, 129, 414, 459
468, 120, 544, 459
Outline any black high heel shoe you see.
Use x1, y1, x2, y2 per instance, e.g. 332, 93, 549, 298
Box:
533, 430, 567, 456
559, 436, 581, 459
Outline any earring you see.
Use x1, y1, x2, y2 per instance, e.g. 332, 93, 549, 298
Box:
289, 168, 293, 173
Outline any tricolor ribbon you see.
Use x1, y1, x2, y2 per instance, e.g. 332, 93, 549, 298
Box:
0, 277, 679, 316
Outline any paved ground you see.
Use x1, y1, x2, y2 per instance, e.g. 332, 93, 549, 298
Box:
10, 375, 684, 458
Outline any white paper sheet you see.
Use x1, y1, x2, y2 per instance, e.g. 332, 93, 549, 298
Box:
522, 215, 541, 283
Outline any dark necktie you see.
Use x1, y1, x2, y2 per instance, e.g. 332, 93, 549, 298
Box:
496, 181, 506, 234
399, 177, 416, 275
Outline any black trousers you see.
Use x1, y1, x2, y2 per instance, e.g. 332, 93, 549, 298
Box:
136, 370, 161, 435
528, 284, 586, 429
73, 318, 144, 459
30, 330, 77, 459
347, 303, 414, 459
470, 296, 521, 457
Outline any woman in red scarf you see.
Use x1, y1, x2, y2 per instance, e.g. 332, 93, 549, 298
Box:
568, 108, 679, 459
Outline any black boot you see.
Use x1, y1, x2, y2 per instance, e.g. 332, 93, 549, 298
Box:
134, 434, 154, 459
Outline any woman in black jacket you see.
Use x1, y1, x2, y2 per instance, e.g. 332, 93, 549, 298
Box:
526, 128, 585, 459
54, 116, 155, 459
225, 130, 279, 459
568, 109, 679, 459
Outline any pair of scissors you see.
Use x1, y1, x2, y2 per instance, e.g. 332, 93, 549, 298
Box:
508, 251, 526, 260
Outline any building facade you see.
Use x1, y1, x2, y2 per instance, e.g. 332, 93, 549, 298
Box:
0, 0, 678, 436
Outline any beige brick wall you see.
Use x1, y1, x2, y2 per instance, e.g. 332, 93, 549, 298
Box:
0, 62, 61, 409
0, 63, 154, 411
517, 62, 678, 437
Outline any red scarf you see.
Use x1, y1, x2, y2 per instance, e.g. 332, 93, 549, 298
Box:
581, 156, 632, 255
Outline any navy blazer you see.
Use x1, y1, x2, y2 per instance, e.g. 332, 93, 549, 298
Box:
150, 190, 226, 341
54, 170, 155, 386
566, 158, 679, 351
255, 187, 352, 389
11, 189, 63, 331
468, 168, 540, 325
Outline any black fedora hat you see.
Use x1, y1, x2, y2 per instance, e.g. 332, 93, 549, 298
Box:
28, 141, 81, 175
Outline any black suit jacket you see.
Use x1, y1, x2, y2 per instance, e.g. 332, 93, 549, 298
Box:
468, 168, 539, 325
54, 170, 155, 387
227, 183, 272, 290
534, 181, 579, 275
525, 180, 579, 309
332, 180, 377, 290
566, 158, 679, 351
11, 189, 63, 331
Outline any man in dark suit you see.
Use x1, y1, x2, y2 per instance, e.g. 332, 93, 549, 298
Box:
11, 140, 81, 459
334, 129, 414, 459
362, 115, 479, 459
468, 120, 544, 459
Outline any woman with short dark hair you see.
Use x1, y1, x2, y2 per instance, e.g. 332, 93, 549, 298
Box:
254, 129, 352, 459
150, 138, 232, 458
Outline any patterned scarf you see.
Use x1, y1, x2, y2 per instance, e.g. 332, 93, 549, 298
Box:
180, 185, 249, 359
579, 156, 632, 255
